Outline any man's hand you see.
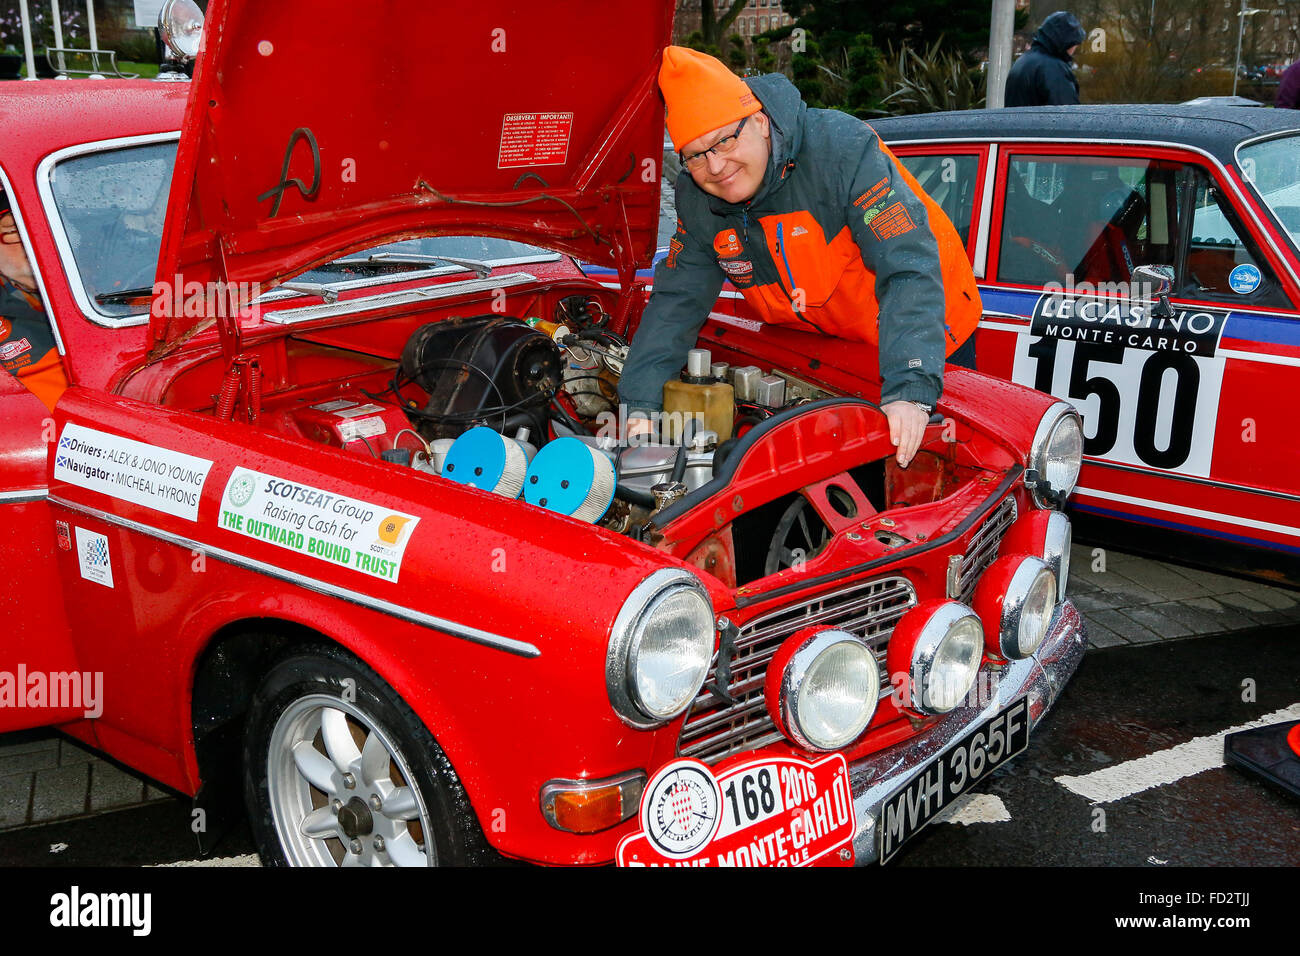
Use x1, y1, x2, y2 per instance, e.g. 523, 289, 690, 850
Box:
880, 400, 930, 468
625, 416, 655, 441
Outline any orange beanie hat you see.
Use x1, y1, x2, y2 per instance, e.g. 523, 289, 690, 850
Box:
659, 46, 761, 152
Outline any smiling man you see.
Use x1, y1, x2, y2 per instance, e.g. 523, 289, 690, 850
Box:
619, 47, 982, 467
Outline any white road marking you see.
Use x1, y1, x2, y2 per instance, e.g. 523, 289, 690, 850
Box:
150, 853, 261, 868
935, 793, 1011, 826
1055, 702, 1300, 804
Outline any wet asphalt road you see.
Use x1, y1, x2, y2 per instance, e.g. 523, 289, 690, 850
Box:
0, 625, 1297, 867
898, 625, 1300, 867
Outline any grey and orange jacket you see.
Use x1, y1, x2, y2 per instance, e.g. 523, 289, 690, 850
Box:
618, 73, 981, 416
0, 279, 66, 412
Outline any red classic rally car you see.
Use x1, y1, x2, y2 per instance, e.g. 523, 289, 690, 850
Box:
866, 107, 1300, 584
0, 0, 1084, 866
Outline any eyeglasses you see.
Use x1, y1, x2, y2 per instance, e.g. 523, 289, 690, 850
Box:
680, 116, 749, 171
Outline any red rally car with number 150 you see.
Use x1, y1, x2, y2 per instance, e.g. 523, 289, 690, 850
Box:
0, 0, 1084, 866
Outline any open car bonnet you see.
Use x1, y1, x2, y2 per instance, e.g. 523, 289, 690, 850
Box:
152, 0, 673, 351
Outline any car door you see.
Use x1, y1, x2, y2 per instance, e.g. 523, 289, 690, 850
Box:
890, 145, 991, 268
0, 211, 81, 730
982, 143, 1300, 560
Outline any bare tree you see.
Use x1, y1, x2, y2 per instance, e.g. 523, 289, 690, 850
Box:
699, 0, 751, 48
1069, 0, 1240, 101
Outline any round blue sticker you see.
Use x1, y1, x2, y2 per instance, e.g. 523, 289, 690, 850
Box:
1229, 264, 1262, 295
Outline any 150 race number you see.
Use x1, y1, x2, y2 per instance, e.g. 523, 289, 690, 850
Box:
1010, 295, 1227, 477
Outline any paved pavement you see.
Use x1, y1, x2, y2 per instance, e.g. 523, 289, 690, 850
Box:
1, 546, 1296, 834
0, 731, 172, 832
1069, 543, 1300, 648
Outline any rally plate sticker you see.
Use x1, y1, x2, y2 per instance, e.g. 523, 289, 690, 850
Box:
1011, 294, 1228, 476
616, 754, 855, 867
219, 467, 419, 583
878, 697, 1030, 864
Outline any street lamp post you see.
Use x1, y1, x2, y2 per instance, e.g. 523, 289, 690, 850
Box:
17, 0, 36, 80
988, 0, 1017, 108
50, 0, 65, 73
1234, 0, 1263, 96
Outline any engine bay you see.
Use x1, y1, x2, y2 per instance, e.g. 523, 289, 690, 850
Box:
204, 293, 1006, 588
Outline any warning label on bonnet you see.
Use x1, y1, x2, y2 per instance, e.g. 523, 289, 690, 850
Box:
498, 112, 573, 168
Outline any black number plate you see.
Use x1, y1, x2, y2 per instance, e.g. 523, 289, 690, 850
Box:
878, 698, 1030, 864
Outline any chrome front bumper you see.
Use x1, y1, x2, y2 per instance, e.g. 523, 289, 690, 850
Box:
848, 599, 1086, 864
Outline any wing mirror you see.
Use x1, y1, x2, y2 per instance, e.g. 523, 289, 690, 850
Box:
1130, 264, 1175, 319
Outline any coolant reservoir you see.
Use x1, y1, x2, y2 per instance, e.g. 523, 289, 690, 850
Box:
662, 349, 733, 443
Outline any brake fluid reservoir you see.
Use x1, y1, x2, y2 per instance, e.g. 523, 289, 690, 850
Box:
663, 348, 733, 444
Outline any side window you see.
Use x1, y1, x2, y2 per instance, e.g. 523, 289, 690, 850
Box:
1179, 167, 1287, 307
998, 155, 1169, 289
895, 152, 981, 251
47, 142, 176, 317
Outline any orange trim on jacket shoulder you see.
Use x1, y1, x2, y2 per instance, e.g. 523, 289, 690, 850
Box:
877, 143, 982, 353
15, 348, 68, 412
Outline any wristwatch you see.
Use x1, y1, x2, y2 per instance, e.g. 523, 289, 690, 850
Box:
909, 400, 934, 414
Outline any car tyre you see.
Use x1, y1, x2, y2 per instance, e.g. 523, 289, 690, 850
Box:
243, 642, 490, 867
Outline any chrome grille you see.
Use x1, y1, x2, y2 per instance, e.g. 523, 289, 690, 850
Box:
955, 496, 1017, 603
677, 576, 917, 764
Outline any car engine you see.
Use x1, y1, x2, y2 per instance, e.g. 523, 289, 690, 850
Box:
248, 295, 972, 588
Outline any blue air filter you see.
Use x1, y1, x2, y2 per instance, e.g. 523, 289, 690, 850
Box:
523, 437, 616, 522
441, 426, 527, 498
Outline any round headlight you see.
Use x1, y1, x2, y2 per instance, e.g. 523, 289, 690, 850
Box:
768, 630, 879, 752
1028, 402, 1083, 507
973, 555, 1058, 659
606, 569, 715, 727
887, 600, 985, 715
1015, 564, 1056, 657
1044, 511, 1071, 597
159, 0, 205, 60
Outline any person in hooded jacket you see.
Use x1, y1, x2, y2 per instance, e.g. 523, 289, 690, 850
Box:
618, 47, 982, 468
1004, 11, 1087, 107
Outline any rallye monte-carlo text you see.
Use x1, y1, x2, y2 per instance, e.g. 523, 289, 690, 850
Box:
0, 0, 1084, 866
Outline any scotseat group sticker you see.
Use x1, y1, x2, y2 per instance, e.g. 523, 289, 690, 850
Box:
220, 467, 419, 583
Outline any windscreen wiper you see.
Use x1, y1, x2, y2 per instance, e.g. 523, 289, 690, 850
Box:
278, 280, 339, 303
332, 252, 493, 279
97, 282, 337, 306
94, 287, 154, 304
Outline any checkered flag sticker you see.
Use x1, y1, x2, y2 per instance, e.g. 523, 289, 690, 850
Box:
85, 537, 109, 567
